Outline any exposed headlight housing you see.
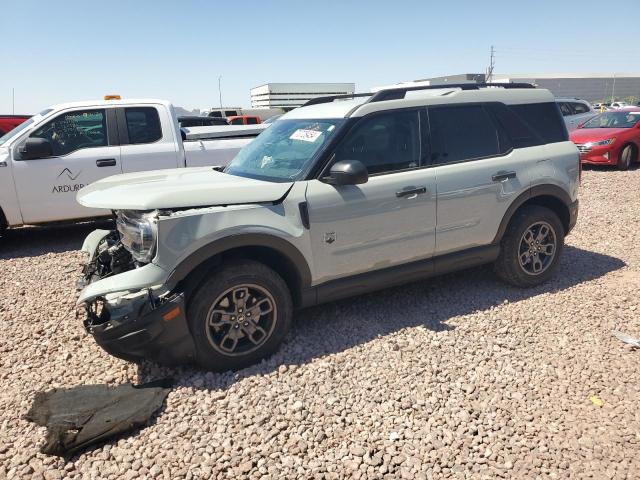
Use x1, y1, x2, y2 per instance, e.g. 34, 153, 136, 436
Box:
116, 210, 158, 263
585, 138, 615, 147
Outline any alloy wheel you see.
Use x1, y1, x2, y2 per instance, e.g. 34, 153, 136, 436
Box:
518, 221, 557, 275
205, 284, 277, 356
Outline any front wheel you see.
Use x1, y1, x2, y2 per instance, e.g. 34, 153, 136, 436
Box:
618, 145, 634, 171
187, 259, 293, 371
494, 205, 564, 288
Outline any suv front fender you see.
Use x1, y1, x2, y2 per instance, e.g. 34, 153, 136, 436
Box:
167, 233, 311, 286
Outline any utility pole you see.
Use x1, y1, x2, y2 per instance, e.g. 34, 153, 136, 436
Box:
218, 76, 222, 108
611, 73, 616, 103
486, 45, 495, 83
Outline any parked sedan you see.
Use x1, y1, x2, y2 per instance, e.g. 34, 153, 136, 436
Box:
570, 109, 640, 170
556, 98, 597, 131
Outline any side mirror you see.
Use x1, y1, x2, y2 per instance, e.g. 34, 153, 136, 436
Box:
323, 160, 368, 186
20, 138, 53, 160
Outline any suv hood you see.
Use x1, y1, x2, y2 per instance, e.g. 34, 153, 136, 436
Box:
77, 167, 293, 210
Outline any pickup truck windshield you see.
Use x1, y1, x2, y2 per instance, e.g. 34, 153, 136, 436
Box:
0, 109, 53, 146
225, 119, 345, 182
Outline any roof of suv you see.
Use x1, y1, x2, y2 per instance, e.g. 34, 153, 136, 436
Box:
283, 85, 555, 120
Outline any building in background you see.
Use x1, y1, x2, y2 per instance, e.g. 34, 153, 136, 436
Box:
250, 83, 355, 110
375, 73, 640, 103
491, 73, 640, 103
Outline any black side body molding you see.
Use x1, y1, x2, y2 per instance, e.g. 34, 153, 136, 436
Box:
305, 245, 500, 308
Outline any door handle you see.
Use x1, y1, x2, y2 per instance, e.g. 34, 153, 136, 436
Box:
492, 171, 516, 182
396, 186, 427, 198
96, 158, 117, 167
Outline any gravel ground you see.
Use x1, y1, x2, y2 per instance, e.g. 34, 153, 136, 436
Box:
1, 168, 639, 479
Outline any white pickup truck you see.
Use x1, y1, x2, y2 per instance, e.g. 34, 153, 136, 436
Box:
0, 98, 266, 231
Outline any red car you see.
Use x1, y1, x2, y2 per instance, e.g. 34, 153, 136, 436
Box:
0, 115, 31, 137
569, 108, 640, 170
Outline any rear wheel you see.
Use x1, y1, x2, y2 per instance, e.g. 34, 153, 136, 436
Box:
618, 145, 634, 171
187, 259, 292, 371
494, 205, 564, 287
0, 208, 7, 238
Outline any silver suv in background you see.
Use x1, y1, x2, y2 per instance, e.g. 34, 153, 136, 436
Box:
556, 98, 597, 131
76, 83, 580, 371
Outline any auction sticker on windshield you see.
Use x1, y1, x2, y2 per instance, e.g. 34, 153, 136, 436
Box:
290, 129, 322, 143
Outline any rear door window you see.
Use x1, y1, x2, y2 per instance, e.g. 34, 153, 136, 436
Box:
428, 105, 500, 164
30, 109, 107, 156
124, 107, 162, 144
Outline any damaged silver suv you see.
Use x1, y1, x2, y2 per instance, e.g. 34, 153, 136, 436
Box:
77, 83, 579, 371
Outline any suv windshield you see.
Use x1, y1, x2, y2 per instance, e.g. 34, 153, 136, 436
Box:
0, 109, 53, 146
225, 118, 345, 182
582, 111, 640, 129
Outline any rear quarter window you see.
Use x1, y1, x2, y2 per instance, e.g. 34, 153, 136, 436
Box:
510, 102, 568, 144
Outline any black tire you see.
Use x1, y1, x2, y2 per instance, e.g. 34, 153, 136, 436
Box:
187, 259, 292, 371
0, 208, 7, 238
494, 205, 564, 288
618, 145, 634, 171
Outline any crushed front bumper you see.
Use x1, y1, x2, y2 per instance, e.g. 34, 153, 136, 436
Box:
77, 230, 195, 366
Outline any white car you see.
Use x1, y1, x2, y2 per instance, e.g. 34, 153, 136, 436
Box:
0, 98, 265, 232
556, 98, 597, 131
610, 102, 630, 109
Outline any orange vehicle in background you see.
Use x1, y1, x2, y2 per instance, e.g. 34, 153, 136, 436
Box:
227, 115, 261, 125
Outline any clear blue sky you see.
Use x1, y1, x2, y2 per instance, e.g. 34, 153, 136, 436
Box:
2, 0, 639, 114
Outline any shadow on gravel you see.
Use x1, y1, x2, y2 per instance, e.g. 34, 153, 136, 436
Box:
582, 163, 640, 172
0, 219, 113, 260
136, 245, 625, 391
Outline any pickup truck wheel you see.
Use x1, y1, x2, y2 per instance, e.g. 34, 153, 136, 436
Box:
187, 259, 292, 371
494, 205, 564, 288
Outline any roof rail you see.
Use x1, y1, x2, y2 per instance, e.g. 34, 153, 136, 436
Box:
301, 82, 536, 108
366, 82, 536, 103
302, 93, 373, 107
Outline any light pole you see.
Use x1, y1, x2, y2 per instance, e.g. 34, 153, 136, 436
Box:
218, 76, 222, 108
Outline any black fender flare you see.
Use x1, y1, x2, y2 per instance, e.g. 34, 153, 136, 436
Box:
166, 233, 312, 290
492, 185, 572, 244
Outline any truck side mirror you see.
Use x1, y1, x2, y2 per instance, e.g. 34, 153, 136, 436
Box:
20, 138, 53, 160
323, 160, 368, 186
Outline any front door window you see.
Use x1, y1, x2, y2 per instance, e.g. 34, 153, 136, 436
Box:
30, 109, 107, 156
